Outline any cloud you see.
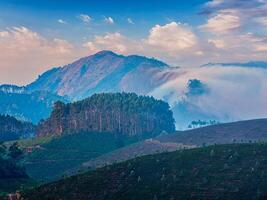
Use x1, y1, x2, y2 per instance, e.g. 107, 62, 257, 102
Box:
127, 18, 134, 24
104, 17, 114, 24
203, 0, 267, 14
0, 27, 86, 85
197, 0, 267, 63
255, 17, 267, 27
202, 0, 267, 30
58, 19, 67, 24
208, 39, 226, 49
146, 22, 198, 51
82, 22, 202, 66
83, 32, 144, 55
141, 22, 205, 66
200, 10, 241, 34
78, 14, 91, 23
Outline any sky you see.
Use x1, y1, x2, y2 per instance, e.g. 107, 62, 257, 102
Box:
0, 0, 267, 85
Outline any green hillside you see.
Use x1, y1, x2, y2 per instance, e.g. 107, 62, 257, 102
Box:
22, 132, 143, 182
22, 143, 267, 200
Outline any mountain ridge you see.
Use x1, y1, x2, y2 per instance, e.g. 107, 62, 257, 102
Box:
25, 50, 172, 100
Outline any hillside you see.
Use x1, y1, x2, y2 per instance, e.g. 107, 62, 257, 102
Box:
27, 51, 175, 100
22, 132, 144, 182
0, 115, 35, 142
37, 93, 175, 137
0, 157, 32, 195
0, 142, 34, 196
22, 143, 267, 200
81, 119, 267, 169
159, 118, 267, 145
83, 139, 195, 169
0, 90, 68, 124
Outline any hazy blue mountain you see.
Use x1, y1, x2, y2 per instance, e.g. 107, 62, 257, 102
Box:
0, 84, 27, 94
26, 51, 175, 100
0, 90, 68, 124
0, 115, 35, 142
202, 61, 267, 69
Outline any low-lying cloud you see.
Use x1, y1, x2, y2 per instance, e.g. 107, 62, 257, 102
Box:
150, 65, 267, 128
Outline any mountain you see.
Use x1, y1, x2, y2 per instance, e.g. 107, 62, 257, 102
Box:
0, 84, 26, 94
82, 119, 267, 169
21, 143, 267, 200
0, 90, 68, 124
202, 61, 267, 69
37, 93, 175, 137
0, 115, 35, 142
26, 51, 176, 100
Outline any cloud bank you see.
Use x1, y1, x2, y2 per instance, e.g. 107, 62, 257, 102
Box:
149, 65, 267, 128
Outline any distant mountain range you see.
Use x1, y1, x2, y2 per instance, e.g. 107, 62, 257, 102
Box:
0, 90, 68, 124
0, 84, 27, 94
0, 115, 35, 142
202, 61, 267, 68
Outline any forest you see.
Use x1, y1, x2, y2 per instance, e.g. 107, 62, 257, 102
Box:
37, 93, 175, 137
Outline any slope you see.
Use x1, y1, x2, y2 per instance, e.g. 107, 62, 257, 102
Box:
83, 118, 267, 169
22, 143, 267, 200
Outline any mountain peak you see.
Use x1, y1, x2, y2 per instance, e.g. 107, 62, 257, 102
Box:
93, 50, 122, 57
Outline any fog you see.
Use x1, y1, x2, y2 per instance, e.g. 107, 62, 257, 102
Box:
150, 65, 267, 129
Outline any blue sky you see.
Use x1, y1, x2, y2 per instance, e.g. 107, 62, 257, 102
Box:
0, 0, 207, 41
0, 0, 267, 85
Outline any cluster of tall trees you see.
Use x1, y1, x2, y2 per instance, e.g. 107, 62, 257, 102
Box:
37, 93, 175, 137
0, 115, 36, 142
